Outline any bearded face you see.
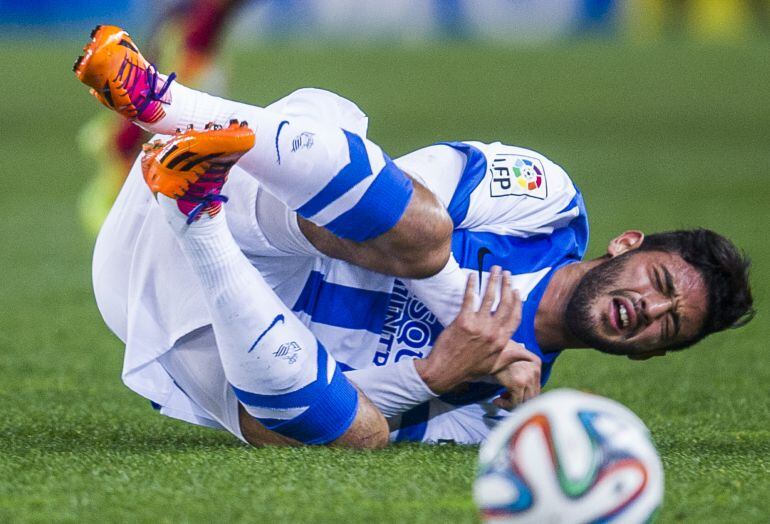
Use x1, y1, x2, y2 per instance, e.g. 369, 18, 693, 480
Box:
565, 250, 708, 356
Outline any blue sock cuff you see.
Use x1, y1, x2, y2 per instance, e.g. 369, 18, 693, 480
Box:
257, 364, 359, 445
324, 156, 413, 242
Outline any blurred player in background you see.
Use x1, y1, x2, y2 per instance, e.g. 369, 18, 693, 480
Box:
629, 0, 770, 39
77, 0, 247, 235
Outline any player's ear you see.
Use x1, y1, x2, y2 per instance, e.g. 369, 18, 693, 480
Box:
607, 230, 644, 257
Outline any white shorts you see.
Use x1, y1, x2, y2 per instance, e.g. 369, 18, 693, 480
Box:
157, 326, 247, 442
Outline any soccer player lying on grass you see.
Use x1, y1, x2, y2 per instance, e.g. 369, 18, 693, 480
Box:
75, 26, 754, 447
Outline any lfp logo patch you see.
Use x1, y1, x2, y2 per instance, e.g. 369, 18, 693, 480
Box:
489, 154, 547, 200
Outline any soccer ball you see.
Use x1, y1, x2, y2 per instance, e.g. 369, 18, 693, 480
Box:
474, 389, 663, 523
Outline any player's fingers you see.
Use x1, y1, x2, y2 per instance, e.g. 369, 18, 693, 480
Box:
507, 379, 526, 405
480, 265, 501, 313
494, 271, 513, 317
510, 384, 526, 406
523, 381, 540, 402
461, 272, 478, 313
488, 343, 521, 374
504, 290, 523, 332
515, 362, 540, 403
496, 379, 525, 407
493, 392, 515, 411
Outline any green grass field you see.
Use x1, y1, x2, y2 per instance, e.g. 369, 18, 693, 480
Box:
0, 39, 768, 522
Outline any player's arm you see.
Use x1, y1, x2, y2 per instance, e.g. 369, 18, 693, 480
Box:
344, 268, 532, 418
400, 226, 557, 408
413, 268, 523, 393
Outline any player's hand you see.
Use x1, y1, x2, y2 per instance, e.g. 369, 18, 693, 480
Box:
492, 345, 542, 410
415, 266, 523, 394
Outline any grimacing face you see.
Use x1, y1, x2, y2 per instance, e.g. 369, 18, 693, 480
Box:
565, 249, 709, 358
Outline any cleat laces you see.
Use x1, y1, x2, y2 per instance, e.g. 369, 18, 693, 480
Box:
115, 57, 176, 114
140, 64, 176, 114
185, 193, 229, 225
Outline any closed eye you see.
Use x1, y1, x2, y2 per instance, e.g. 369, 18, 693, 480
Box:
652, 269, 671, 340
660, 307, 676, 341
661, 266, 681, 338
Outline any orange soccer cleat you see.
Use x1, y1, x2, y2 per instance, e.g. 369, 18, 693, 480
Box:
73, 25, 175, 124
143, 119, 256, 223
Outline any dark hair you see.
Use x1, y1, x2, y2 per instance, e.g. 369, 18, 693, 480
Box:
637, 228, 754, 348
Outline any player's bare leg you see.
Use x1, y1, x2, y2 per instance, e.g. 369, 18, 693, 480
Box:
237, 391, 388, 449
141, 121, 388, 448
74, 25, 452, 278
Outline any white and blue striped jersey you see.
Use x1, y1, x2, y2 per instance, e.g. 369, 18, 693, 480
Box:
284, 140, 589, 444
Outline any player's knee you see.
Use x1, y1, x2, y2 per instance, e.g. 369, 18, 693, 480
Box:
332, 391, 390, 450
405, 232, 452, 278
388, 245, 450, 279
384, 186, 453, 278
347, 420, 389, 450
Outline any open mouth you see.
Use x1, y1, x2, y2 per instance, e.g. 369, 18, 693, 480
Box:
610, 297, 636, 334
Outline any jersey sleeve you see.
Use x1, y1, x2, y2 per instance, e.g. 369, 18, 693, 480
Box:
343, 358, 438, 418
442, 141, 582, 237
395, 140, 582, 237
389, 389, 508, 445
393, 144, 466, 207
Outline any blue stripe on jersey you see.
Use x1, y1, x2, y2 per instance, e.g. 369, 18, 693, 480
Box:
556, 188, 589, 260
296, 130, 370, 218
337, 361, 355, 372
323, 154, 414, 241
439, 142, 488, 226
451, 190, 589, 276
292, 271, 391, 333
512, 264, 566, 385
394, 402, 430, 442
452, 229, 572, 277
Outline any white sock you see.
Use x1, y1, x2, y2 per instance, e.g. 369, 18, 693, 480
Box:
140, 80, 264, 135
157, 196, 330, 421
144, 81, 413, 242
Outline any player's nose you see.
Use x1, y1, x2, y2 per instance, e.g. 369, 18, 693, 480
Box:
642, 294, 673, 320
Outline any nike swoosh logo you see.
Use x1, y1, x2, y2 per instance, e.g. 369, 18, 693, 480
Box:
248, 314, 285, 353
477, 247, 492, 292
275, 120, 289, 164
